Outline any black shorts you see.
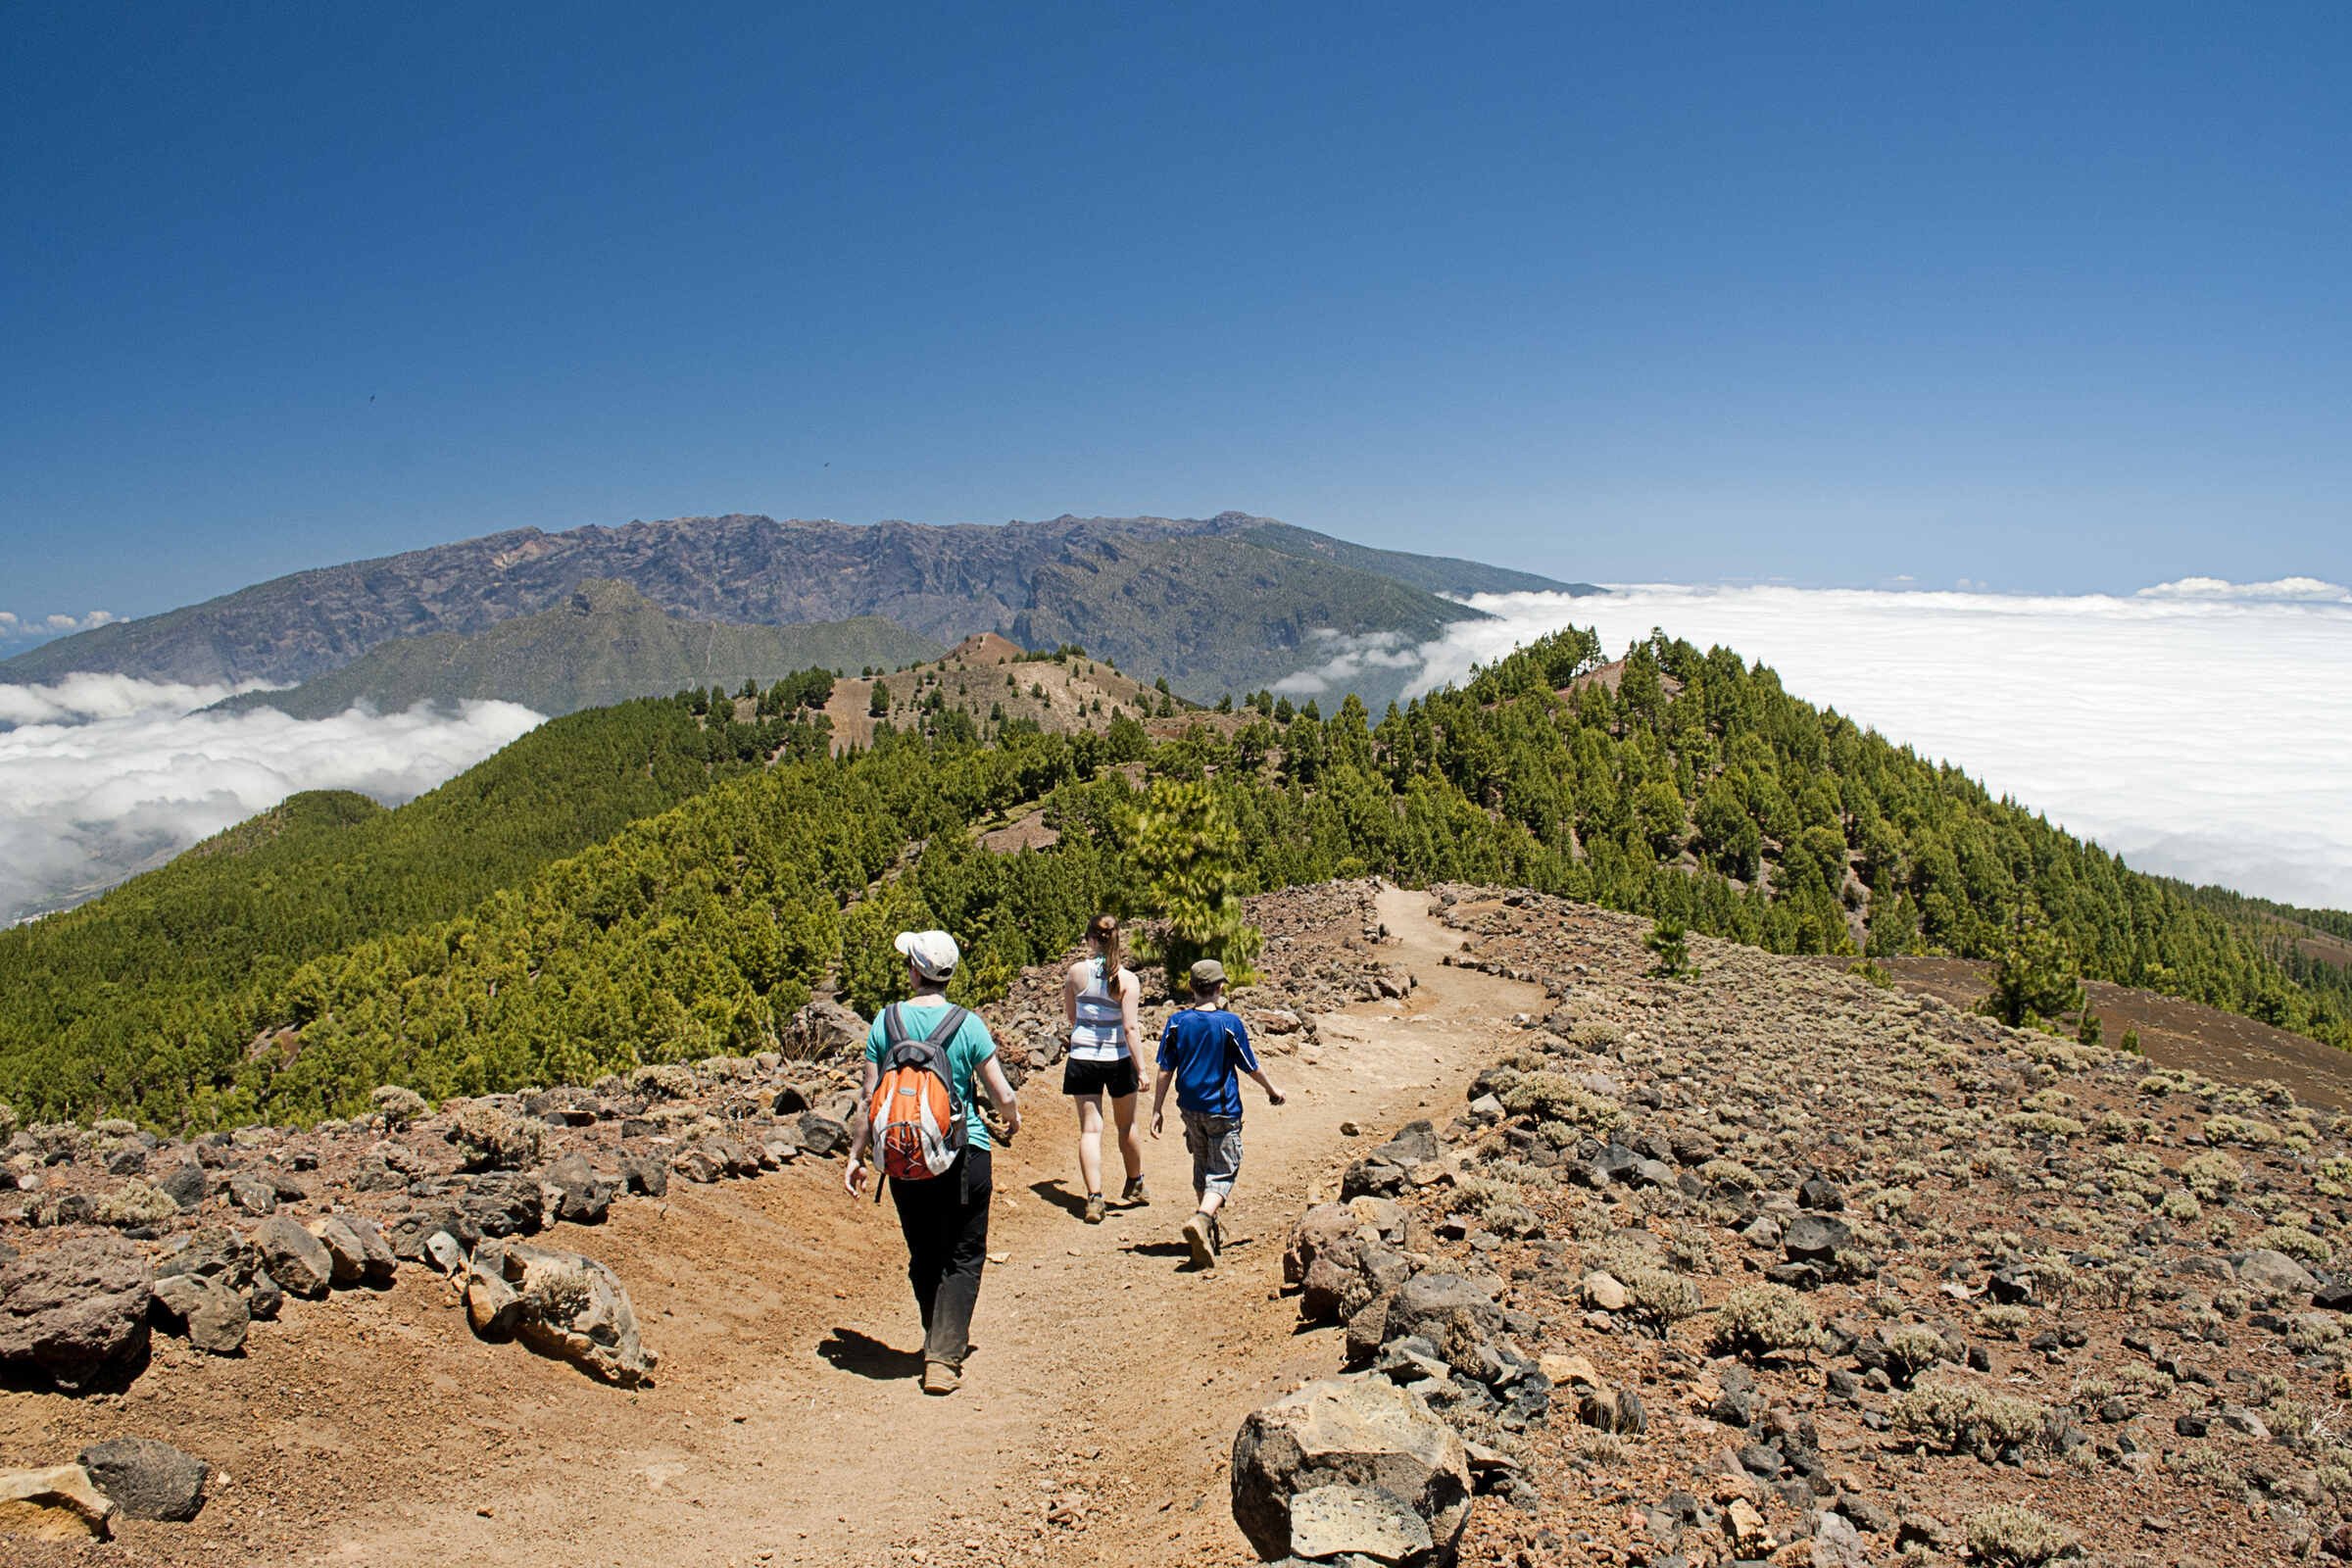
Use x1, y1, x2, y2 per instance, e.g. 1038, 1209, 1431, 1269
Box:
1062, 1055, 1140, 1099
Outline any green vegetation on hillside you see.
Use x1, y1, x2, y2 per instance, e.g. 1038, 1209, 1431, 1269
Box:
1012, 532, 1486, 704
6, 626, 2343, 1132
220, 579, 939, 718
2175, 884, 2352, 1027
0, 683, 845, 1125
1228, 518, 1595, 598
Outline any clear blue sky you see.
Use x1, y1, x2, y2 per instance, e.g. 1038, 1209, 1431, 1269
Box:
5, 2, 2348, 624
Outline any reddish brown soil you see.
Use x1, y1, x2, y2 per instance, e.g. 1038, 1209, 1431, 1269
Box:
1857, 956, 2352, 1112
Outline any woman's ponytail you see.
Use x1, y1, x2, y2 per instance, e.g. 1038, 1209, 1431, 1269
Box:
1089, 912, 1121, 978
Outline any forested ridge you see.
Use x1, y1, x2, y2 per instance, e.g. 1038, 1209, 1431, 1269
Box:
4, 627, 2343, 1131
0, 686, 840, 1125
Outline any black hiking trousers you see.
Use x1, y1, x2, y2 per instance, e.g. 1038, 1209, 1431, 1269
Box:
889, 1145, 991, 1370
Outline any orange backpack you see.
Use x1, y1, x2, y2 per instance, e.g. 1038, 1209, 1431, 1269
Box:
868, 1003, 970, 1183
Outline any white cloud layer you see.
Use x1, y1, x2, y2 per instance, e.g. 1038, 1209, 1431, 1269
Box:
2136, 575, 2352, 604
1280, 581, 2352, 910
0, 679, 544, 924
0, 609, 121, 640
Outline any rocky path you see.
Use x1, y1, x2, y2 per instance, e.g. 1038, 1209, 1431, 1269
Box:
218, 887, 1542, 1568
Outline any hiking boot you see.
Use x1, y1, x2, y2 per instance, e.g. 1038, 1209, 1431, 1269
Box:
1121, 1176, 1150, 1206
1084, 1193, 1105, 1225
1182, 1211, 1216, 1269
921, 1359, 960, 1396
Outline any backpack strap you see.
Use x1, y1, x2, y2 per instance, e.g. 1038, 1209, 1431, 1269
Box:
920, 1004, 969, 1051
882, 1002, 908, 1047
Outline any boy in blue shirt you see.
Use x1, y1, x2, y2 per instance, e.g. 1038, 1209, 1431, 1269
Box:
1151, 958, 1286, 1267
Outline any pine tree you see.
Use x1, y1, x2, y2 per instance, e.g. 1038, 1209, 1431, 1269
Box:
1983, 906, 2084, 1028
1129, 778, 1262, 991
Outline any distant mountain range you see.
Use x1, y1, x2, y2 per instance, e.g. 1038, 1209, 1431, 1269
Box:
1, 512, 1597, 704
216, 580, 940, 719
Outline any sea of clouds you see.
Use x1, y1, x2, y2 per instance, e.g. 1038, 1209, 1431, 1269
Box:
1279, 576, 2352, 910
0, 678, 544, 925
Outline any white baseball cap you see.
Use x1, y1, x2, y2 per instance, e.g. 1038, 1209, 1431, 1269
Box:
894, 929, 960, 981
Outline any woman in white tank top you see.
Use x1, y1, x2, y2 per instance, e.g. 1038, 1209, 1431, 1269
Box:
1061, 912, 1146, 1225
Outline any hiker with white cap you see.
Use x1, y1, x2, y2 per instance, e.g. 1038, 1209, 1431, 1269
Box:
1151, 957, 1285, 1267
845, 928, 1021, 1395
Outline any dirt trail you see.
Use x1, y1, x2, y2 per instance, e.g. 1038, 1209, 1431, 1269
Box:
2, 889, 1541, 1568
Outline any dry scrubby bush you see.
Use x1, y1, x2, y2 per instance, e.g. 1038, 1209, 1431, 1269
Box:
93, 1179, 180, 1227
1568, 1021, 1623, 1052
2204, 1114, 2278, 1148
631, 1063, 699, 1100
2181, 1151, 2243, 1200
1697, 1157, 1759, 1192
1974, 1303, 2031, 1338
448, 1103, 545, 1171
2001, 1110, 2084, 1138
1623, 1267, 1701, 1335
1881, 1322, 1951, 1384
2288, 1314, 2346, 1353
1891, 1379, 2052, 1458
2168, 1443, 2246, 1496
1710, 1284, 1818, 1359
1965, 1503, 2072, 1566
2316, 1158, 2352, 1200
370, 1084, 428, 1126
1496, 1070, 1625, 1135
2257, 1224, 2334, 1265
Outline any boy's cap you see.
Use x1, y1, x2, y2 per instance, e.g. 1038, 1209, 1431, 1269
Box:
1189, 958, 1226, 992
896, 929, 960, 981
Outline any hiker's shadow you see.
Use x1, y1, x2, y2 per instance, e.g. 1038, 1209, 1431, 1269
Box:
1126, 1240, 1210, 1272
1027, 1180, 1091, 1219
818, 1328, 923, 1380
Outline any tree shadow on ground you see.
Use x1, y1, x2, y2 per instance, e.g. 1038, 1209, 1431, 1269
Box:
817, 1328, 923, 1380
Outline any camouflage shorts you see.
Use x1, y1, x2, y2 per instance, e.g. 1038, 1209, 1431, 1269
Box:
1182, 1111, 1244, 1199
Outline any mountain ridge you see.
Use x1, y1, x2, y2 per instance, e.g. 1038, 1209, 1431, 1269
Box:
0, 512, 1596, 702
215, 580, 941, 718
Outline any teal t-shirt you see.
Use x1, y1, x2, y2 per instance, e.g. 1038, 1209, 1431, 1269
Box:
865, 998, 999, 1151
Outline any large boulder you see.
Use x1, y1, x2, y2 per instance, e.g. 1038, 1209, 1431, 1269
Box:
149, 1272, 249, 1355
0, 1235, 152, 1390
797, 1113, 850, 1159
1782, 1213, 1851, 1263
465, 1252, 522, 1340
1382, 1273, 1503, 1376
253, 1216, 331, 1298
488, 1242, 658, 1387
310, 1216, 368, 1287
1231, 1376, 1472, 1565
77, 1438, 209, 1522
789, 999, 869, 1058
310, 1214, 397, 1286
540, 1152, 619, 1225
460, 1170, 545, 1237
1287, 1204, 1361, 1289
153, 1161, 208, 1212
0, 1463, 116, 1541
1289, 1204, 1415, 1324
155, 1226, 259, 1291
2238, 1249, 2320, 1298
